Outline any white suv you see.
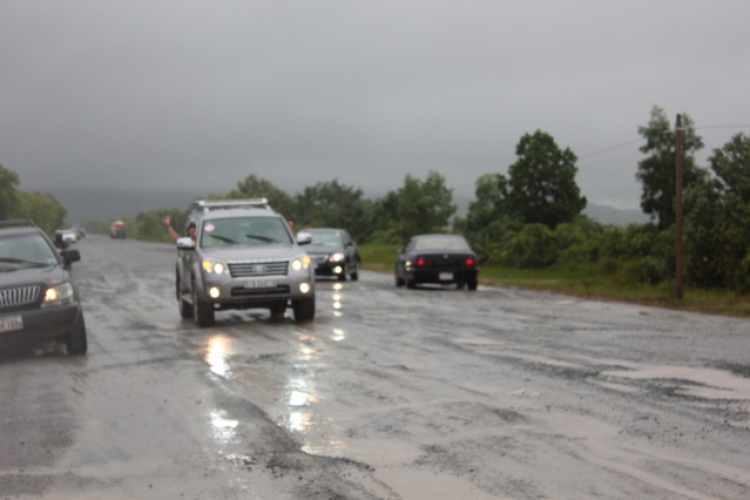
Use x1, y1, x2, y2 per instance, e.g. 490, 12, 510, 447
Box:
174, 199, 315, 326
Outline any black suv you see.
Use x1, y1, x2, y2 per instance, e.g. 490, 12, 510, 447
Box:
0, 220, 87, 355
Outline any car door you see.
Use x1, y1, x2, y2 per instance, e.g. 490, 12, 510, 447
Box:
342, 231, 357, 267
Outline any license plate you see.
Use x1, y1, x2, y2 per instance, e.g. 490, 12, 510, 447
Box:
439, 272, 453, 281
0, 315, 23, 333
244, 280, 276, 289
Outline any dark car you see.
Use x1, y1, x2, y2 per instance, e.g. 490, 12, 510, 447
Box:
300, 228, 360, 281
0, 220, 88, 355
395, 234, 479, 290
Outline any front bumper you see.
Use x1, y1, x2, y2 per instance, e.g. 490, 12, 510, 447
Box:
198, 273, 315, 308
0, 303, 82, 348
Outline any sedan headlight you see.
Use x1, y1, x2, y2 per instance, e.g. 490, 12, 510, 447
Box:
202, 259, 228, 274
328, 252, 345, 262
42, 282, 75, 308
290, 255, 311, 272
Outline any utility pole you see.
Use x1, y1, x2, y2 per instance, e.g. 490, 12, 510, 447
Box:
675, 114, 684, 299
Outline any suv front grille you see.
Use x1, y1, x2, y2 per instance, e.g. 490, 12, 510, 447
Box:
0, 285, 41, 308
229, 260, 288, 278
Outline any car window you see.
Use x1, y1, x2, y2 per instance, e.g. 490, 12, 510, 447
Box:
200, 216, 292, 248
310, 232, 343, 247
0, 233, 59, 265
413, 236, 471, 252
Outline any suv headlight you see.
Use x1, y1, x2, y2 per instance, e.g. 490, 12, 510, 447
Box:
290, 255, 311, 272
42, 282, 75, 308
328, 252, 345, 262
202, 259, 229, 274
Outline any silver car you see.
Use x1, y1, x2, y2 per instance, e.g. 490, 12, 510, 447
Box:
174, 199, 315, 326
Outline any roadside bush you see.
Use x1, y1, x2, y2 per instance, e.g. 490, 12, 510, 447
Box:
503, 223, 557, 268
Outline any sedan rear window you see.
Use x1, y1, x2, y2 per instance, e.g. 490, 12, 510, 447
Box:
413, 236, 471, 252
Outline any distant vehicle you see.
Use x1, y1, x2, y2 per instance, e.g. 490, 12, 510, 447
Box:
61, 229, 77, 244
174, 199, 316, 326
0, 220, 88, 355
395, 234, 479, 290
300, 228, 360, 281
109, 220, 126, 239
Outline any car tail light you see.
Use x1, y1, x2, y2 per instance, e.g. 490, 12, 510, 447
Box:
463, 258, 477, 267
415, 258, 431, 267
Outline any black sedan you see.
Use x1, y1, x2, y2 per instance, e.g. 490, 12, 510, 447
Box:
395, 234, 479, 290
300, 228, 360, 281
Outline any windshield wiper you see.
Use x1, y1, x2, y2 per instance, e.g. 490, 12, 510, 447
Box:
244, 234, 276, 243
208, 235, 238, 245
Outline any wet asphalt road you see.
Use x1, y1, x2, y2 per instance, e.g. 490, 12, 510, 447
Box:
1, 235, 749, 499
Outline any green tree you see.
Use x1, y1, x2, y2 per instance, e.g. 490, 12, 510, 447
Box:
294, 180, 373, 242
228, 174, 295, 218
369, 191, 402, 243
635, 106, 706, 229
392, 171, 456, 243
685, 132, 750, 291
0, 164, 20, 220
506, 130, 586, 229
462, 173, 519, 263
16, 191, 68, 234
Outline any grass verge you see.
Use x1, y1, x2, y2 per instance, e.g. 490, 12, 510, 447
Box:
359, 244, 750, 318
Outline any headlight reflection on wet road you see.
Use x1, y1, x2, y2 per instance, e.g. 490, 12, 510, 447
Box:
286, 375, 317, 432
209, 410, 239, 444
332, 282, 344, 316
205, 335, 233, 378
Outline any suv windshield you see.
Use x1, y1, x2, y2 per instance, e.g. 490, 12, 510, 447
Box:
200, 216, 292, 248
0, 233, 59, 268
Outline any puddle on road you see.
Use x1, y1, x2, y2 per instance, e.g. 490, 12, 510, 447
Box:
602, 363, 750, 400
377, 469, 508, 500
302, 438, 505, 500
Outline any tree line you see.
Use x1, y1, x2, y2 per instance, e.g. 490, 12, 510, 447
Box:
0, 167, 68, 235
3, 105, 749, 292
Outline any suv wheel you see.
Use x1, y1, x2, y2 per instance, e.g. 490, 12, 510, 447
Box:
269, 301, 287, 320
192, 284, 215, 327
350, 261, 359, 281
293, 295, 315, 322
177, 275, 193, 318
66, 314, 88, 355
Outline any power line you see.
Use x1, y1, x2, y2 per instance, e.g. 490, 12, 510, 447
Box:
579, 139, 642, 160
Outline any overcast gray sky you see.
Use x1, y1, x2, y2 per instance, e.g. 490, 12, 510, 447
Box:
2, 0, 749, 209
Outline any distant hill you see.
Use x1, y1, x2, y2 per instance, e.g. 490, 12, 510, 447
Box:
453, 195, 648, 227
35, 186, 202, 224
583, 203, 649, 226
36, 186, 649, 228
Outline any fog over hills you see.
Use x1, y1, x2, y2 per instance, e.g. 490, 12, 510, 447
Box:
43, 186, 648, 228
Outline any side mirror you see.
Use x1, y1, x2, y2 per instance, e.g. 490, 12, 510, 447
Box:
176, 237, 196, 250
61, 248, 81, 265
296, 233, 312, 245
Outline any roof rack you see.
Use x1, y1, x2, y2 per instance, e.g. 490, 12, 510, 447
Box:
191, 198, 271, 213
0, 219, 36, 229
